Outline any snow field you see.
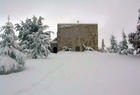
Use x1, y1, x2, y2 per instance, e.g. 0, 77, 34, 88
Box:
0, 51, 140, 95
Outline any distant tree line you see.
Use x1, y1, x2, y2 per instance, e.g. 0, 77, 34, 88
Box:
100, 9, 140, 55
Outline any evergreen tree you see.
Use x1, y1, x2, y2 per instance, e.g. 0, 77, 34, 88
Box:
0, 16, 17, 49
31, 17, 51, 59
15, 16, 51, 58
110, 35, 118, 53
99, 39, 106, 52
15, 16, 38, 53
101, 39, 105, 51
119, 32, 128, 55
0, 16, 24, 74
128, 9, 140, 54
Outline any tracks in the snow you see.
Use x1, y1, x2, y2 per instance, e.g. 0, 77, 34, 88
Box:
14, 63, 65, 95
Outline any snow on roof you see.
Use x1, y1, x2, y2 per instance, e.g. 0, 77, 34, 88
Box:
58, 24, 75, 28
58, 23, 98, 28
51, 41, 57, 43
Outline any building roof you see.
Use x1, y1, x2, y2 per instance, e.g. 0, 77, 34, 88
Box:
51, 37, 57, 43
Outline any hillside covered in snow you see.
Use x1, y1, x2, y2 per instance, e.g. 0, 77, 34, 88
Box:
0, 51, 140, 95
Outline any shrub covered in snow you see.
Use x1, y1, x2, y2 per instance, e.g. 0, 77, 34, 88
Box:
127, 48, 135, 55
0, 55, 24, 75
82, 44, 94, 51
84, 46, 94, 51
0, 47, 25, 65
99, 48, 107, 53
62, 46, 72, 51
119, 49, 128, 55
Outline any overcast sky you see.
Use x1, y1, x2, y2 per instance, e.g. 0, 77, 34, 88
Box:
0, 0, 140, 47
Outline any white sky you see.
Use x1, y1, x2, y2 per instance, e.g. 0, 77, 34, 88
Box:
0, 0, 140, 47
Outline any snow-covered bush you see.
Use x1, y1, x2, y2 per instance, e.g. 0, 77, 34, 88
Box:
0, 18, 25, 74
85, 46, 94, 51
127, 48, 135, 55
0, 55, 24, 75
82, 44, 94, 51
107, 48, 114, 53
0, 47, 25, 65
99, 48, 107, 53
118, 48, 136, 55
119, 49, 128, 55
62, 46, 72, 51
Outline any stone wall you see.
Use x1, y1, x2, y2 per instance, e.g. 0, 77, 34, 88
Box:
57, 24, 98, 51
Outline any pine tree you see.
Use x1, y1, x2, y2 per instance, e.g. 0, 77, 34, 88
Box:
110, 35, 118, 53
16, 16, 51, 58
101, 39, 105, 51
119, 32, 128, 55
0, 16, 17, 49
15, 17, 38, 53
31, 17, 51, 59
128, 9, 140, 54
99, 39, 106, 52
0, 16, 24, 74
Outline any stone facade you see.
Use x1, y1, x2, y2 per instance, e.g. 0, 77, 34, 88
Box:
57, 24, 98, 51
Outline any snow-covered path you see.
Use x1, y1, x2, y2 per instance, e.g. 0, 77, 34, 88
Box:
0, 52, 140, 95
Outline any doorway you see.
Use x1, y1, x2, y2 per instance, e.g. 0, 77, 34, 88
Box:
53, 47, 57, 53
75, 46, 80, 51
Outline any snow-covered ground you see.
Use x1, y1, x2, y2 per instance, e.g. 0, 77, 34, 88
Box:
0, 51, 140, 95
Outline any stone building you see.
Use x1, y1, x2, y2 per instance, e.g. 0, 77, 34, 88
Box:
51, 23, 98, 53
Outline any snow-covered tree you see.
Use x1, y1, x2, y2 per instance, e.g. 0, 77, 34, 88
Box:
128, 9, 140, 54
119, 32, 128, 55
99, 39, 106, 52
99, 39, 107, 52
31, 17, 51, 58
109, 35, 118, 53
102, 39, 105, 50
0, 18, 17, 49
0, 16, 25, 74
15, 16, 37, 53
15, 16, 51, 58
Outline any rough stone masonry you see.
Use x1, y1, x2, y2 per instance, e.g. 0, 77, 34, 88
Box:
57, 24, 98, 51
